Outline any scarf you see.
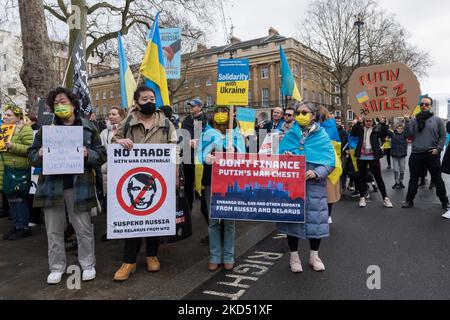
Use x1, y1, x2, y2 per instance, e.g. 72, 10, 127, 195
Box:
363, 127, 373, 154
416, 111, 433, 132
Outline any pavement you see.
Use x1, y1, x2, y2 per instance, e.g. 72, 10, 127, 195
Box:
1, 155, 450, 300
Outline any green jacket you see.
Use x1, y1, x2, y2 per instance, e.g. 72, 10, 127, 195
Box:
28, 116, 107, 212
0, 124, 34, 191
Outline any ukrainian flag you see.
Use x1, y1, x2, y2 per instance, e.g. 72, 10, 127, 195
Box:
321, 118, 343, 185
348, 136, 359, 173
356, 91, 369, 104
140, 12, 170, 108
280, 46, 301, 101
118, 33, 137, 109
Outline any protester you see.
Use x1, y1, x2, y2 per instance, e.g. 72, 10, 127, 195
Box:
380, 117, 392, 169
335, 116, 349, 191
181, 98, 208, 214
280, 106, 296, 141
279, 102, 335, 273
112, 86, 178, 281
1, 105, 34, 240
351, 117, 393, 208
263, 107, 284, 132
99, 106, 127, 240
317, 106, 342, 225
197, 105, 246, 272
388, 124, 408, 189
28, 87, 106, 284
402, 96, 449, 209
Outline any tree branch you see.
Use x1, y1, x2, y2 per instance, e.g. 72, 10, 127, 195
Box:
87, 1, 123, 15
43, 5, 67, 22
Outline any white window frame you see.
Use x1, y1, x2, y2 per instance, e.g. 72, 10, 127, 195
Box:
335, 110, 342, 117
261, 67, 269, 79
194, 80, 200, 88
206, 78, 212, 86
262, 88, 269, 107
347, 109, 354, 121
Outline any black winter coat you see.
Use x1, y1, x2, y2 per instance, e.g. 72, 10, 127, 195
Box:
351, 122, 389, 160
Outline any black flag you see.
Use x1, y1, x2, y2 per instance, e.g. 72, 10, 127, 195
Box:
72, 33, 93, 118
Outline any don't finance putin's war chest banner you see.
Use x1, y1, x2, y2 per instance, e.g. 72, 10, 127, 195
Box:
107, 144, 176, 239
211, 153, 306, 223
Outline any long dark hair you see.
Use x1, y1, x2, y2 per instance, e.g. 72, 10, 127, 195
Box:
46, 87, 80, 112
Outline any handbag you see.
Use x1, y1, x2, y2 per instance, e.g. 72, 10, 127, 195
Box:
2, 166, 31, 195
167, 187, 193, 243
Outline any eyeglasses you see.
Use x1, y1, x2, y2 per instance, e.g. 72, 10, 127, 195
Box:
420, 103, 431, 107
295, 111, 311, 116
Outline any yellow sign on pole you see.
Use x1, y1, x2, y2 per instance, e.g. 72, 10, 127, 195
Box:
0, 124, 15, 152
216, 59, 250, 106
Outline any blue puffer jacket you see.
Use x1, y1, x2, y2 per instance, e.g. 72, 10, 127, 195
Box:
277, 162, 332, 239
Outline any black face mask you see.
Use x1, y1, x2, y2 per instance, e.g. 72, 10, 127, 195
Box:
139, 102, 157, 115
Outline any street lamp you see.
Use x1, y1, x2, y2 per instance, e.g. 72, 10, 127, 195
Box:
354, 15, 364, 67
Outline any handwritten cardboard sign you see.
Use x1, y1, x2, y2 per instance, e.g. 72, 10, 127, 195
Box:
348, 62, 421, 118
0, 125, 15, 152
42, 126, 84, 175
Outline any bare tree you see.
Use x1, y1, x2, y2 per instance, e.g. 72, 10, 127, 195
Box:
18, 0, 55, 115
299, 0, 432, 120
42, 0, 219, 86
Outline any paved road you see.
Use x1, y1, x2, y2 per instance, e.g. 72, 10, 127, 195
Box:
185, 160, 450, 300
1, 157, 450, 300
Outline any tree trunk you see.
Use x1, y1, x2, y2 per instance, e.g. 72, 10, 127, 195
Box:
66, 0, 87, 88
18, 0, 55, 116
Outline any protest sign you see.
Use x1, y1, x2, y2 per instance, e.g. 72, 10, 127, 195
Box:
160, 28, 181, 79
258, 133, 280, 155
216, 59, 250, 106
107, 144, 176, 239
348, 62, 421, 118
42, 126, 84, 175
37, 98, 54, 126
236, 107, 256, 136
211, 153, 306, 223
0, 124, 15, 152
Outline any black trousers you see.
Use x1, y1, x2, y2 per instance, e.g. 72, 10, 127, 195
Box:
124, 237, 159, 264
183, 163, 195, 210
357, 159, 388, 199
287, 236, 321, 252
385, 149, 391, 166
406, 153, 447, 202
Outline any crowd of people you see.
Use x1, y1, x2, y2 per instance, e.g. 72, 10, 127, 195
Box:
1, 87, 450, 285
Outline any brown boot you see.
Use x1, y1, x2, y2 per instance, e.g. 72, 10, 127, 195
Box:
223, 263, 234, 271
147, 257, 160, 272
114, 263, 136, 281
208, 262, 219, 272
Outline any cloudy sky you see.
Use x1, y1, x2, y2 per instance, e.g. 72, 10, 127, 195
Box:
208, 0, 450, 117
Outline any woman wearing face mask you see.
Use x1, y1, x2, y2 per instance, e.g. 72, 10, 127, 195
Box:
28, 87, 107, 285
1, 105, 34, 240
197, 106, 246, 272
278, 102, 335, 273
351, 117, 392, 208
112, 86, 178, 281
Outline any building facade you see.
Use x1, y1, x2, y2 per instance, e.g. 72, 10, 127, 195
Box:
89, 28, 346, 122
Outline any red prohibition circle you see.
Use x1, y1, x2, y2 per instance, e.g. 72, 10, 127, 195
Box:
116, 167, 167, 216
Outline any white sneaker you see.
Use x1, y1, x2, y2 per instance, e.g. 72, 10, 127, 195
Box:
47, 271, 64, 284
328, 216, 333, 224
359, 197, 367, 208
309, 253, 325, 272
82, 268, 96, 281
442, 210, 450, 219
383, 198, 393, 208
289, 252, 303, 273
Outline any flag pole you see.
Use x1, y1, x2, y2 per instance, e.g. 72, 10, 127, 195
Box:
61, 54, 73, 87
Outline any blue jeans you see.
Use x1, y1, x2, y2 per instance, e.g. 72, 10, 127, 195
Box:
8, 194, 30, 230
205, 185, 236, 264
208, 219, 235, 264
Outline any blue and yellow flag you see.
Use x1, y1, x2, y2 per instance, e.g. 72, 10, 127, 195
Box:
140, 12, 170, 108
347, 136, 359, 172
321, 118, 343, 185
279, 123, 335, 169
118, 33, 137, 109
413, 94, 427, 116
280, 46, 301, 101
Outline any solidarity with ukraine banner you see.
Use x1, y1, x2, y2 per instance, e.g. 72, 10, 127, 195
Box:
216, 59, 250, 106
